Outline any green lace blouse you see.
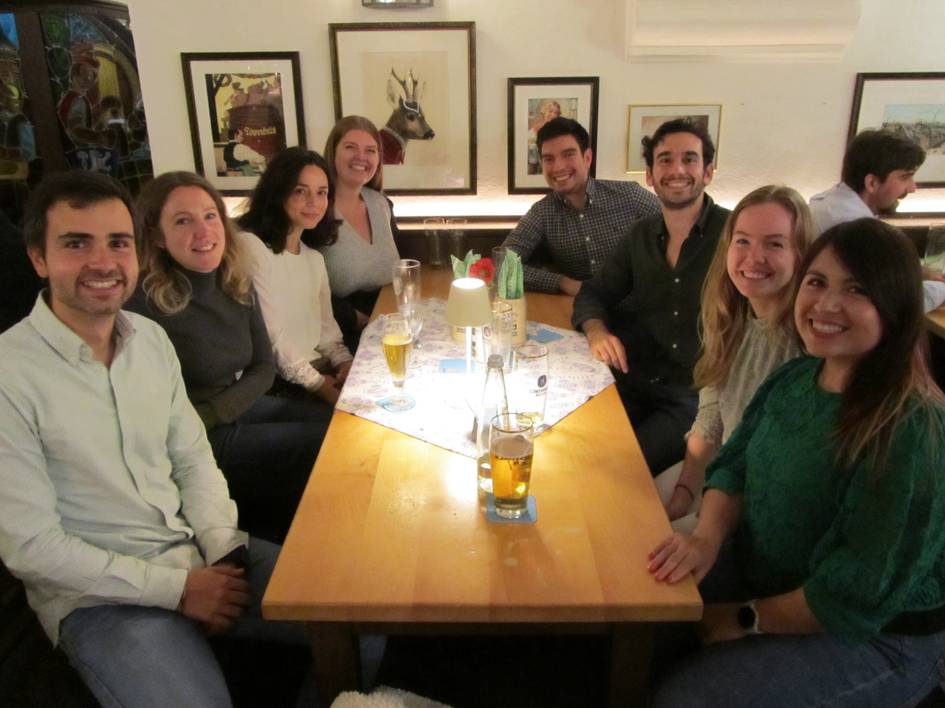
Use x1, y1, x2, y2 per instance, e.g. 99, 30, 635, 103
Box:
706, 357, 945, 642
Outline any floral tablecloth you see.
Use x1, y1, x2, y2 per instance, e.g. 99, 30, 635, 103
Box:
336, 299, 614, 458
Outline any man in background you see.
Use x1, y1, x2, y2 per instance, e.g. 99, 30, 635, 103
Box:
809, 128, 945, 311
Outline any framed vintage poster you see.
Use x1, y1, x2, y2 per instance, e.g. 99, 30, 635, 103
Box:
507, 76, 599, 194
329, 22, 476, 196
181, 52, 305, 195
849, 72, 945, 188
626, 104, 721, 173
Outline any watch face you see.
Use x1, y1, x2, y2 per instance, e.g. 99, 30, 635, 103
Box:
737, 603, 757, 630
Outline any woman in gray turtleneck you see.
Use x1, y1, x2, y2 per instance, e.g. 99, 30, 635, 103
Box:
127, 172, 328, 543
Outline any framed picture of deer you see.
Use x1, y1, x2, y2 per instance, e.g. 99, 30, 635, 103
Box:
507, 77, 599, 194
329, 22, 476, 195
181, 52, 305, 195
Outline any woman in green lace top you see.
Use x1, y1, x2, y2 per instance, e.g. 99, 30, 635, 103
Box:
649, 219, 945, 707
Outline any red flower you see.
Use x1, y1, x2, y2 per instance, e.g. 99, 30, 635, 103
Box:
468, 258, 495, 285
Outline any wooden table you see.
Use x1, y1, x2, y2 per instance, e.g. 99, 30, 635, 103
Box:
928, 306, 945, 340
263, 269, 702, 707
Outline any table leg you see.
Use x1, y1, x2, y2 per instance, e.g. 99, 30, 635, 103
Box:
310, 622, 359, 708
608, 622, 653, 708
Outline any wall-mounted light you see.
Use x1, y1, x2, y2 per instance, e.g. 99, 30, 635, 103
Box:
362, 0, 433, 8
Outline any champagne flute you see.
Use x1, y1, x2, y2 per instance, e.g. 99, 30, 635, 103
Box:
393, 258, 422, 316
380, 313, 415, 412
406, 309, 424, 360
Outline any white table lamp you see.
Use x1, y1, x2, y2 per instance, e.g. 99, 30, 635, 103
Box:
446, 277, 491, 381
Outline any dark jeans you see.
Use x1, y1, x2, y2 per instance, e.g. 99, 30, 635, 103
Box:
651, 543, 945, 708
614, 370, 698, 476
207, 395, 331, 543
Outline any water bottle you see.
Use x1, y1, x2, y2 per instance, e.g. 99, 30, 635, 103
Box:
476, 354, 509, 495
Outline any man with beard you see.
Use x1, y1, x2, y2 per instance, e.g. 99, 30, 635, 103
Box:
809, 129, 945, 311
573, 119, 729, 476
0, 172, 307, 706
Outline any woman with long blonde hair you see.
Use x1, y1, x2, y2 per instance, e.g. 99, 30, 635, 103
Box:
657, 185, 813, 527
128, 171, 328, 543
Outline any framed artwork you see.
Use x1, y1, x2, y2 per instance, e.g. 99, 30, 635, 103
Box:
181, 52, 305, 195
507, 76, 599, 194
626, 104, 722, 173
849, 72, 945, 188
329, 22, 476, 196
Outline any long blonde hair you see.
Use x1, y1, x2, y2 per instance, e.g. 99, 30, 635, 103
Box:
136, 172, 254, 315
694, 185, 813, 389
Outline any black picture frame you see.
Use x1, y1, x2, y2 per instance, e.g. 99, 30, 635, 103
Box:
507, 76, 599, 194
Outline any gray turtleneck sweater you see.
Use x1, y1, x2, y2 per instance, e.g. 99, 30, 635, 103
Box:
126, 269, 275, 429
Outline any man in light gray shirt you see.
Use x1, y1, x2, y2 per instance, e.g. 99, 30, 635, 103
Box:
0, 172, 306, 707
809, 129, 945, 312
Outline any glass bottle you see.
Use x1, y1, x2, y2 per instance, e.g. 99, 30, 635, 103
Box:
476, 354, 509, 495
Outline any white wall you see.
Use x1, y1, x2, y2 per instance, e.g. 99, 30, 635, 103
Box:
126, 0, 945, 216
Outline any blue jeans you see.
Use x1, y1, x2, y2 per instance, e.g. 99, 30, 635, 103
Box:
58, 538, 310, 708
208, 394, 330, 543
651, 544, 945, 708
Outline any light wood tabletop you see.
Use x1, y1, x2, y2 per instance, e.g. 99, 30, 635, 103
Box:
263, 268, 702, 707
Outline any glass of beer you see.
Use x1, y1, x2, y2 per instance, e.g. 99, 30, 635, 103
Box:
380, 313, 414, 412
489, 413, 534, 519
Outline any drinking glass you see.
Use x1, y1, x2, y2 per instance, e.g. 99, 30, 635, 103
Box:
489, 413, 534, 519
380, 313, 414, 412
423, 217, 446, 268
491, 246, 507, 302
407, 309, 424, 357
392, 258, 422, 315
447, 218, 468, 260
923, 224, 945, 274
511, 343, 549, 429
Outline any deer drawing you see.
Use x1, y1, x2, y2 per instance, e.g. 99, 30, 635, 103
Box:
380, 69, 435, 165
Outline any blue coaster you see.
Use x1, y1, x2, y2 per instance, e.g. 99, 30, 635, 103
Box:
377, 395, 416, 412
439, 358, 467, 373
485, 494, 537, 524
530, 328, 564, 344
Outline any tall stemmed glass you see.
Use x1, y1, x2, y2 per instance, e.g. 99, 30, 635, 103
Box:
380, 313, 415, 412
393, 258, 423, 349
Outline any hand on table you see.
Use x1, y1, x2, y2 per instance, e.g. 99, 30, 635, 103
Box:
179, 565, 250, 634
315, 375, 341, 405
559, 276, 582, 297
922, 266, 945, 283
647, 531, 720, 584
585, 326, 628, 373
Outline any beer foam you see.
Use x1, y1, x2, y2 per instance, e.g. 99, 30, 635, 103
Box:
494, 435, 531, 459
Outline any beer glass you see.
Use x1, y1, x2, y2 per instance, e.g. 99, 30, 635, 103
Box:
489, 413, 534, 519
380, 313, 414, 411
511, 343, 549, 428
393, 258, 423, 348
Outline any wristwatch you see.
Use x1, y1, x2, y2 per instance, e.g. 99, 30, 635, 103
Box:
737, 599, 762, 635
